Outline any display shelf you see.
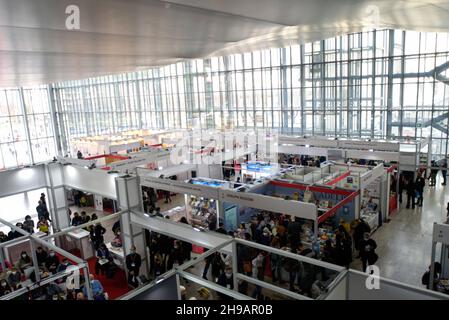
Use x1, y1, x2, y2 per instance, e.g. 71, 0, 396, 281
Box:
187, 195, 217, 229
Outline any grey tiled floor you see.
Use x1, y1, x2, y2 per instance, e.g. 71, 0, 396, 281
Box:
350, 175, 449, 288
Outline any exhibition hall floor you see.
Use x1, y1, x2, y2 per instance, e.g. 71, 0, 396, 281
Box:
351, 176, 448, 287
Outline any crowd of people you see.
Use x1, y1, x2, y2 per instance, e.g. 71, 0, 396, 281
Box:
142, 207, 379, 300
398, 160, 447, 210
0, 243, 93, 299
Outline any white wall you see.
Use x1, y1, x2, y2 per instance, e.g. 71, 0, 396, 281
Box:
0, 164, 47, 198
62, 165, 117, 200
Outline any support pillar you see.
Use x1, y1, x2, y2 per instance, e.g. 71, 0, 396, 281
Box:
115, 175, 149, 281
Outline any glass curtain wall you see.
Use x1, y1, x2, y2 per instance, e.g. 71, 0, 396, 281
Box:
0, 86, 56, 169
35, 29, 449, 161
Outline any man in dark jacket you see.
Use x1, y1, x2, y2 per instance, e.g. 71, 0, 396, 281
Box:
215, 223, 227, 235
415, 173, 426, 207
288, 217, 301, 250
359, 232, 378, 272
217, 266, 234, 300
90, 223, 106, 250
36, 246, 48, 266
353, 219, 371, 254
71, 212, 83, 226
45, 250, 60, 274
406, 178, 416, 209
126, 246, 142, 277
36, 200, 51, 222
8, 223, 24, 240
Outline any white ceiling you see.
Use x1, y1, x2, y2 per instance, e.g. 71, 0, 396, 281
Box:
2, 0, 449, 87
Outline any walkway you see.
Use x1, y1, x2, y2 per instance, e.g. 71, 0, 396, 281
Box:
351, 175, 448, 287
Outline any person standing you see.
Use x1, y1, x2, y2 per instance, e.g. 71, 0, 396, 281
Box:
216, 266, 234, 300
335, 225, 352, 267
126, 245, 142, 277
22, 215, 35, 234
359, 232, 378, 272
36, 200, 51, 222
429, 161, 438, 187
415, 173, 426, 207
251, 252, 265, 299
405, 178, 416, 209
90, 223, 106, 250
37, 216, 50, 235
441, 159, 447, 186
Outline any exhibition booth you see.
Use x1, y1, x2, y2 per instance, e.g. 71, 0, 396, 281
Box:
0, 154, 447, 300
0, 217, 94, 300
70, 129, 185, 158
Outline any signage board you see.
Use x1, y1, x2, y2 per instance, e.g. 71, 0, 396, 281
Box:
219, 189, 317, 220
360, 164, 385, 190
140, 176, 219, 199
433, 223, 449, 244
338, 140, 400, 152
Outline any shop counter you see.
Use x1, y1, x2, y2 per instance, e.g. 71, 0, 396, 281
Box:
62, 229, 95, 260
162, 206, 187, 221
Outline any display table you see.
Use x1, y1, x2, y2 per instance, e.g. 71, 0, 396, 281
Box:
360, 209, 379, 232
162, 206, 187, 221
106, 242, 125, 270
63, 229, 95, 260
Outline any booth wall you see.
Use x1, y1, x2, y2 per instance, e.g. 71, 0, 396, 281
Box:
131, 213, 232, 253
0, 165, 47, 198
62, 165, 117, 200
347, 271, 446, 300
129, 274, 179, 300
266, 184, 356, 227
324, 275, 347, 300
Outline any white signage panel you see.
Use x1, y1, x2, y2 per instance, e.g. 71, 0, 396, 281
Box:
433, 223, 449, 244
94, 194, 103, 211
219, 190, 317, 220
140, 176, 219, 199
338, 140, 400, 152
360, 164, 385, 190
110, 150, 171, 171
399, 152, 418, 166
279, 136, 337, 148
278, 145, 328, 157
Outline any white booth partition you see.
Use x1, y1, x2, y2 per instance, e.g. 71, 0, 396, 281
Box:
324, 269, 449, 300
359, 164, 388, 229
62, 165, 117, 200
0, 164, 48, 199
0, 164, 58, 234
